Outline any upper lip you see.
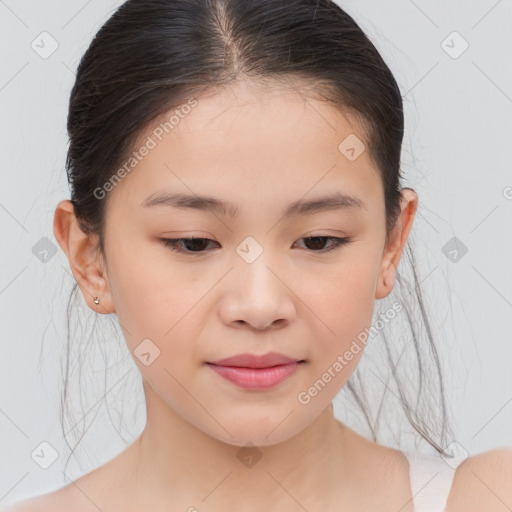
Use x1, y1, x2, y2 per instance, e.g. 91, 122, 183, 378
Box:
208, 351, 304, 368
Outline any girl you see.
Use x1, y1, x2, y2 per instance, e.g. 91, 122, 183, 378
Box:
5, 0, 511, 510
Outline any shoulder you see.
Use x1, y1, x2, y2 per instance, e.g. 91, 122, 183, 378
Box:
1, 476, 95, 512
1, 489, 66, 512
2, 452, 140, 512
447, 446, 512, 512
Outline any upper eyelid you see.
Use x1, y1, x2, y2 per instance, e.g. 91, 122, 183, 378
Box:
163, 235, 347, 243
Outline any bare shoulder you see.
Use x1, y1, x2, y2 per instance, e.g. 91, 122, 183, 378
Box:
1, 467, 108, 512
3, 446, 143, 512
447, 446, 512, 512
1, 487, 69, 512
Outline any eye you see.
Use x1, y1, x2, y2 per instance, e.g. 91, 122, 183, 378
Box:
294, 236, 353, 253
160, 236, 352, 254
161, 237, 219, 253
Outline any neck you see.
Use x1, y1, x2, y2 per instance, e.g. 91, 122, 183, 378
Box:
126, 382, 356, 511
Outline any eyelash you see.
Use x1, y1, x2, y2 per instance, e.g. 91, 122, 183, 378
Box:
160, 236, 353, 255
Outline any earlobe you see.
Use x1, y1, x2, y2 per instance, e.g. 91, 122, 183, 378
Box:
375, 261, 396, 300
53, 199, 115, 314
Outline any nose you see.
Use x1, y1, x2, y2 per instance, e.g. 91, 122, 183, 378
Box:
217, 256, 297, 332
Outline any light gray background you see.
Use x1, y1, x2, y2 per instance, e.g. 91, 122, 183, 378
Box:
1, 0, 511, 505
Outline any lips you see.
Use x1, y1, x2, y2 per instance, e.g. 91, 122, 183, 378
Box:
208, 351, 304, 369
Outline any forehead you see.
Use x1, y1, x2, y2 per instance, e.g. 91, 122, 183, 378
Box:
106, 79, 383, 218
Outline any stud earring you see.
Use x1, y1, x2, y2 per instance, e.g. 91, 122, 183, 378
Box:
94, 297, 100, 304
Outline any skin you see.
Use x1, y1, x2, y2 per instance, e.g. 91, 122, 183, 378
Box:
8, 79, 512, 511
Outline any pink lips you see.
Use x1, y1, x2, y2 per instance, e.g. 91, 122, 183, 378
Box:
206, 352, 305, 390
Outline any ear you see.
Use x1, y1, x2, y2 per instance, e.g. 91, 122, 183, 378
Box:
53, 200, 115, 314
375, 188, 418, 300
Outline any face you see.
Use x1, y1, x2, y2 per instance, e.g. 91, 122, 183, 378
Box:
57, 79, 416, 447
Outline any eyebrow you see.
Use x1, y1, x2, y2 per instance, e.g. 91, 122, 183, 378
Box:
141, 190, 366, 218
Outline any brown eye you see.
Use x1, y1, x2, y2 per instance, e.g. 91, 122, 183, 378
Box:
295, 236, 352, 253
161, 237, 219, 253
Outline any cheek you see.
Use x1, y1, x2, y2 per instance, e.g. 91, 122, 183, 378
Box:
297, 275, 376, 395
302, 249, 381, 358
105, 238, 189, 341
105, 238, 216, 375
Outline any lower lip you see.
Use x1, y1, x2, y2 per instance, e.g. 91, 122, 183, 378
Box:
206, 362, 302, 390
